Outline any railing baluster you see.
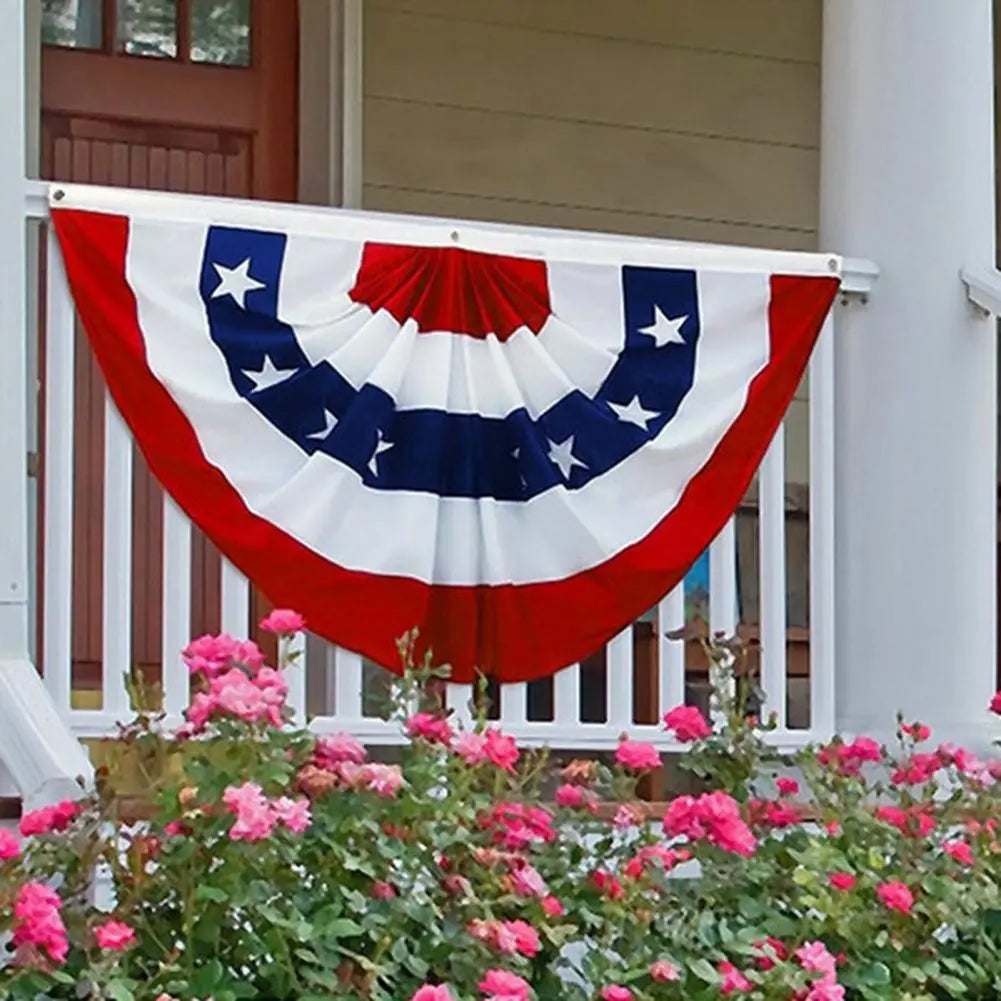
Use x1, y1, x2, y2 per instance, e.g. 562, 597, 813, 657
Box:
500, 682, 528, 728
606, 627, 633, 729
160, 497, 191, 716
102, 397, 133, 717
42, 229, 74, 713
759, 426, 788, 729
709, 517, 738, 636
447, 683, 474, 726
809, 313, 836, 737
658, 585, 686, 716
334, 646, 363, 720
219, 558, 249, 636
284, 630, 307, 724
553, 664, 581, 727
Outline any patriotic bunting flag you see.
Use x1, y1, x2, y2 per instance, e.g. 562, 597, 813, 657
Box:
50, 185, 839, 682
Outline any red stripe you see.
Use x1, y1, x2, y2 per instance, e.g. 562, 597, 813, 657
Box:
51, 206, 838, 683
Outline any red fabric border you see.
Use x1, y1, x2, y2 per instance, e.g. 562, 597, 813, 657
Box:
51, 207, 838, 683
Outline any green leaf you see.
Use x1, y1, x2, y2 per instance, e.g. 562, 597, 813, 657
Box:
196, 884, 229, 903
688, 958, 720, 984
857, 961, 892, 986
324, 917, 364, 938
105, 982, 136, 1001
192, 958, 225, 995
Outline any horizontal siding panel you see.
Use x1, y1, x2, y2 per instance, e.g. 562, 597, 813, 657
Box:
365, 7, 819, 149
364, 97, 819, 232
362, 184, 817, 251
370, 0, 821, 64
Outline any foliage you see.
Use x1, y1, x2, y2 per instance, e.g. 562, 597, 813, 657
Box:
5, 619, 1001, 1001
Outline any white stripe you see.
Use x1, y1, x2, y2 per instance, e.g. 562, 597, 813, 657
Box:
278, 245, 623, 419
129, 222, 771, 587
52, 183, 841, 278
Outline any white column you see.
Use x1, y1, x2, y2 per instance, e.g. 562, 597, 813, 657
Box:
820, 1, 997, 747
0, 0, 29, 661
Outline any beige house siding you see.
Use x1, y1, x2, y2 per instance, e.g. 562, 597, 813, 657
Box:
361, 0, 822, 628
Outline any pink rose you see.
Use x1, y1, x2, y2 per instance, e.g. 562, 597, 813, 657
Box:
259, 608, 306, 634
614, 739, 661, 771
456, 731, 489, 766
601, 987, 632, 1001
411, 986, 454, 1001
990, 691, 1001, 715
510, 864, 546, 898
796, 941, 837, 977
776, 777, 799, 796
364, 763, 405, 797
13, 882, 68, 965
719, 962, 752, 995
371, 880, 397, 900
0, 827, 21, 860
479, 969, 530, 1001
271, 796, 312, 834
182, 632, 240, 677
843, 736, 881, 762
650, 960, 681, 982
223, 782, 275, 841
484, 729, 520, 771
405, 712, 455, 746
663, 704, 711, 741
94, 919, 136, 951
19, 800, 80, 837
555, 783, 585, 808
663, 795, 704, 839
315, 731, 367, 769
541, 895, 564, 917
807, 983, 846, 1001
876, 880, 914, 914
944, 839, 974, 866
828, 872, 856, 891
900, 720, 931, 742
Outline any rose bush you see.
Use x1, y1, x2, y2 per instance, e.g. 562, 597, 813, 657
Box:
5, 617, 1001, 1000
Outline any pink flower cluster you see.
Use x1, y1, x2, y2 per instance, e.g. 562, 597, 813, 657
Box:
623, 843, 690, 880
0, 827, 21, 860
876, 880, 914, 914
795, 941, 844, 1001
663, 791, 756, 857
455, 729, 520, 772
182, 632, 266, 678
817, 736, 881, 775
12, 882, 68, 965
481, 802, 556, 851
663, 704, 712, 742
479, 969, 531, 1001
614, 739, 661, 772
406, 712, 455, 746
184, 663, 288, 733
411, 987, 454, 1001
468, 918, 540, 957
259, 608, 306, 635
94, 919, 136, 951
304, 733, 404, 798
874, 804, 935, 838
554, 783, 599, 813
19, 799, 80, 838
222, 782, 312, 841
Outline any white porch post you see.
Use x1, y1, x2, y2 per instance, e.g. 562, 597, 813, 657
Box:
0, 0, 29, 659
820, 1, 998, 747
0, 0, 92, 807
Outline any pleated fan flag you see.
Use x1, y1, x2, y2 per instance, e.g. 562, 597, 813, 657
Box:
50, 185, 840, 683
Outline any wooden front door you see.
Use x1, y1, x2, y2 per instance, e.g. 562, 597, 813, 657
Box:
39, 0, 298, 690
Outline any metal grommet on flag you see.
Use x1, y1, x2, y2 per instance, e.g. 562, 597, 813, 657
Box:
48, 184, 840, 683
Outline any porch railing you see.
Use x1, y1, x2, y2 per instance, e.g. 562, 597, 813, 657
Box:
23, 180, 874, 754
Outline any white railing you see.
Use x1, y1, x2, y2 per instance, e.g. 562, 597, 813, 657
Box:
25, 181, 876, 754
